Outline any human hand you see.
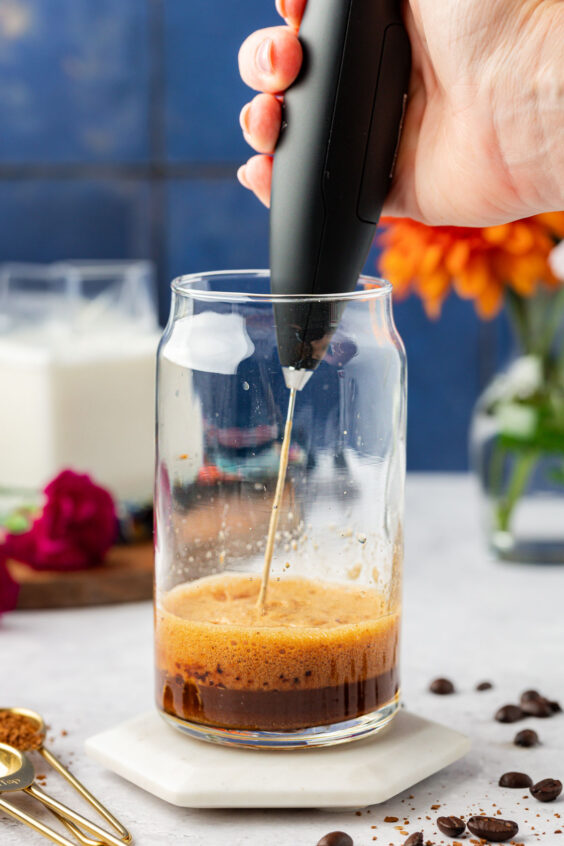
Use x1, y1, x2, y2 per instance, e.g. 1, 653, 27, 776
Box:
237, 0, 563, 226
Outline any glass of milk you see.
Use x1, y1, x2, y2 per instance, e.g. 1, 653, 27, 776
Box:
0, 261, 160, 506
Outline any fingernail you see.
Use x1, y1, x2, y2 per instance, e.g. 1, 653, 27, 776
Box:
256, 37, 274, 75
239, 103, 251, 135
275, 0, 287, 19
237, 165, 250, 189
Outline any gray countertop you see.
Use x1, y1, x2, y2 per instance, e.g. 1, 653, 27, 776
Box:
2, 474, 563, 845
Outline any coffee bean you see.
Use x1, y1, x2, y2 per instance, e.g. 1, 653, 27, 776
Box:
467, 816, 519, 842
316, 832, 353, 846
499, 771, 533, 788
514, 728, 539, 747
436, 816, 465, 836
429, 678, 455, 695
530, 778, 563, 802
522, 692, 563, 713
495, 704, 524, 723
403, 834, 423, 846
521, 696, 553, 718
520, 689, 541, 704
476, 681, 493, 691
316, 834, 353, 846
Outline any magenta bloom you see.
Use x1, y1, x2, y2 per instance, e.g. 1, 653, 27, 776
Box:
0, 547, 19, 613
4, 470, 117, 571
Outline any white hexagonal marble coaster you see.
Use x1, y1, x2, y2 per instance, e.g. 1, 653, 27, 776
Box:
85, 710, 469, 809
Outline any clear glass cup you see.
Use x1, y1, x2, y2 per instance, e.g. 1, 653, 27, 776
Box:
154, 270, 406, 748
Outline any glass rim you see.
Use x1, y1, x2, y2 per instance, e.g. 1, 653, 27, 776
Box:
171, 269, 392, 303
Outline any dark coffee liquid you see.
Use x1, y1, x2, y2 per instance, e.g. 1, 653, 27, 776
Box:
155, 573, 400, 732
158, 666, 399, 731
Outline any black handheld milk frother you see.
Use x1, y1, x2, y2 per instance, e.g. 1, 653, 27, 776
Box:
257, 0, 411, 608
269, 0, 411, 391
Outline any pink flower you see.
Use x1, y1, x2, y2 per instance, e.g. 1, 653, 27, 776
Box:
0, 546, 19, 613
4, 470, 117, 571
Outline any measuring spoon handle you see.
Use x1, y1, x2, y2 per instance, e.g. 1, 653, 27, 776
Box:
0, 794, 77, 846
40, 747, 131, 843
27, 784, 125, 846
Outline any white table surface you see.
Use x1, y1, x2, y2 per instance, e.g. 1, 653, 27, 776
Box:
2, 474, 563, 846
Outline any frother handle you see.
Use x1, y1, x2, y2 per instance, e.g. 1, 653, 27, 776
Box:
270, 0, 410, 299
269, 0, 410, 373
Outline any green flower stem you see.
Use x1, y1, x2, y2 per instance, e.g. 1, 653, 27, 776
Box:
495, 449, 539, 533
542, 288, 564, 360
505, 289, 532, 354
489, 441, 506, 498
505, 287, 564, 365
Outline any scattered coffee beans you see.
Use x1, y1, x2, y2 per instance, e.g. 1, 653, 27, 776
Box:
316, 834, 353, 846
514, 728, 539, 747
499, 771, 533, 788
429, 678, 455, 695
519, 689, 561, 717
403, 833, 423, 846
476, 681, 493, 691
467, 816, 518, 842
530, 778, 562, 802
495, 704, 524, 723
521, 697, 553, 718
436, 816, 465, 836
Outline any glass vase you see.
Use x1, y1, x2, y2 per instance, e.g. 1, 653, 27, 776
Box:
154, 270, 406, 748
471, 289, 564, 563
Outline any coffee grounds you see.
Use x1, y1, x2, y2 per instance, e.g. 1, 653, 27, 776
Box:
0, 711, 42, 751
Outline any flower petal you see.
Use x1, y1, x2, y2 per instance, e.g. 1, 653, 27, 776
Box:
453, 256, 491, 299
445, 240, 471, 276
476, 284, 504, 318
0, 551, 19, 613
482, 223, 510, 245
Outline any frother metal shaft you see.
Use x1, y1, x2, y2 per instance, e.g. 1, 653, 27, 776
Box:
256, 387, 297, 611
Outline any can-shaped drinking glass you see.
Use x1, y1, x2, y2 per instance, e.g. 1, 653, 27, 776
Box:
154, 270, 406, 748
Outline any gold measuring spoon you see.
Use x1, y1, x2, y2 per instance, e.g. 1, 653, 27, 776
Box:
0, 741, 129, 846
0, 708, 131, 845
0, 741, 78, 846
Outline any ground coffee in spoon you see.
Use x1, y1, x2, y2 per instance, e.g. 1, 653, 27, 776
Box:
0, 711, 42, 751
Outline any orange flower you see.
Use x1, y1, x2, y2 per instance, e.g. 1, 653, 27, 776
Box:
377, 213, 564, 319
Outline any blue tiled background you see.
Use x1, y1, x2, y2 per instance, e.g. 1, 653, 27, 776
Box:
0, 0, 508, 469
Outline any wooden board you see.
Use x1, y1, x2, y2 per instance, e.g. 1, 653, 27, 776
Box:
9, 543, 154, 610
